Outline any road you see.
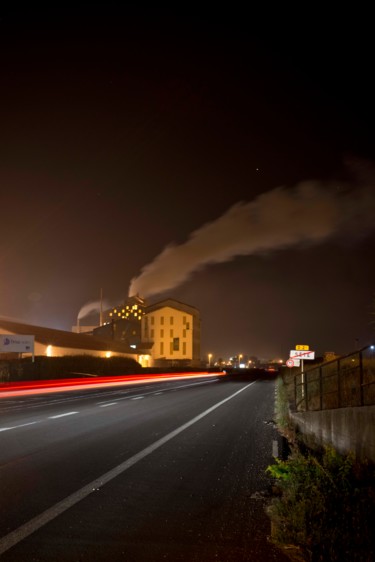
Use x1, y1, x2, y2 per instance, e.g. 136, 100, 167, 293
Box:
0, 374, 289, 561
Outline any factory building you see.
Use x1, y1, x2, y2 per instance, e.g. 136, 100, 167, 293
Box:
0, 296, 201, 371
92, 296, 201, 368
142, 298, 201, 368
0, 317, 151, 364
93, 295, 146, 348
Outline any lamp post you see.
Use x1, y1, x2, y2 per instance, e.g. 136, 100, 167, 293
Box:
208, 353, 212, 367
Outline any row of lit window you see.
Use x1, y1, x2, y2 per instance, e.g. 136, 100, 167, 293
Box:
149, 315, 190, 326
109, 311, 142, 320
146, 329, 189, 338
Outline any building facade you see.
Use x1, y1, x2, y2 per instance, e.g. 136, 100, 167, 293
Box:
142, 298, 201, 368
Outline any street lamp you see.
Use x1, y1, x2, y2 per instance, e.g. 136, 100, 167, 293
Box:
208, 353, 212, 367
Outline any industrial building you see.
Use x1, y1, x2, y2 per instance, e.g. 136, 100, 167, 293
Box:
0, 297, 201, 369
142, 298, 201, 368
0, 317, 151, 366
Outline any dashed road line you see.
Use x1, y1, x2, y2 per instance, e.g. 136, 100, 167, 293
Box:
272, 439, 279, 458
0, 422, 38, 432
1, 378, 220, 430
48, 412, 79, 419
0, 381, 255, 555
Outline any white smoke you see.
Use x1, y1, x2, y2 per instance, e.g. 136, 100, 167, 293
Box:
77, 299, 109, 320
128, 182, 375, 299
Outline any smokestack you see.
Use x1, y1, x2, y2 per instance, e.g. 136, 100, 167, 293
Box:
100, 288, 103, 326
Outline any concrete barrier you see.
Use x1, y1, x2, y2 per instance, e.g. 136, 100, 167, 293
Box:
290, 405, 375, 463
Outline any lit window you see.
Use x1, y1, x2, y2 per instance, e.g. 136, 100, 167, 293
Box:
118, 313, 121, 316
109, 312, 113, 317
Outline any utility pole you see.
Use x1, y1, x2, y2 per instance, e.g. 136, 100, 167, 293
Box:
100, 288, 103, 326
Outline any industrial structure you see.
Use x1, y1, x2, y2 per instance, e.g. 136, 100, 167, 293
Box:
0, 297, 201, 369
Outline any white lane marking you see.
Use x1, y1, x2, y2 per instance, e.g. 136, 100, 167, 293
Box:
153, 392, 163, 395
48, 412, 79, 419
99, 403, 117, 408
272, 440, 279, 458
130, 396, 144, 400
0, 422, 38, 432
0, 381, 255, 555
97, 379, 217, 405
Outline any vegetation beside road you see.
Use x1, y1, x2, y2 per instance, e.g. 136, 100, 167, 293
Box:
0, 355, 143, 381
267, 375, 375, 561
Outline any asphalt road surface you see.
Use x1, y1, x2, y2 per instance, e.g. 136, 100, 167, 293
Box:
0, 374, 289, 561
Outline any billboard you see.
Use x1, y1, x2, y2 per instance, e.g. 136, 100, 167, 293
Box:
0, 335, 35, 353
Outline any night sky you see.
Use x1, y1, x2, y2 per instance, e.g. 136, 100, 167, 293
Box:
1, 6, 374, 361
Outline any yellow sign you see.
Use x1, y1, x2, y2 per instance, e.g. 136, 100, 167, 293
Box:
296, 344, 309, 351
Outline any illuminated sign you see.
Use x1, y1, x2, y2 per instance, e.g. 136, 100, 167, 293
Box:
290, 350, 315, 360
295, 344, 309, 351
0, 335, 35, 353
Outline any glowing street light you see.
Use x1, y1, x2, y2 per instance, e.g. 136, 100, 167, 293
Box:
208, 353, 212, 367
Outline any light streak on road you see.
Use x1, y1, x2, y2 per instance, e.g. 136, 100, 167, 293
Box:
0, 372, 222, 398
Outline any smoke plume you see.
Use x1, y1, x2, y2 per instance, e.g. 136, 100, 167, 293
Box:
77, 300, 108, 320
128, 182, 375, 298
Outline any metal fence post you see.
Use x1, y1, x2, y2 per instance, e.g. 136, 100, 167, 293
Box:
319, 366, 323, 410
359, 350, 364, 406
303, 369, 308, 411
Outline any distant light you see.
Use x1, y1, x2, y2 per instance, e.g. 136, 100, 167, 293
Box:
105, 352, 111, 358
371, 345, 374, 350
239, 363, 245, 369
130, 344, 136, 349
46, 345, 52, 357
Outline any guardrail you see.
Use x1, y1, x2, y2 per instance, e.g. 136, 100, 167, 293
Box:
292, 344, 375, 412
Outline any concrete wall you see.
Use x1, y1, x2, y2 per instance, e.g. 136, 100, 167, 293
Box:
291, 406, 375, 463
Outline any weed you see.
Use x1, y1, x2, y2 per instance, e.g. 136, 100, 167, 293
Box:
266, 446, 375, 561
